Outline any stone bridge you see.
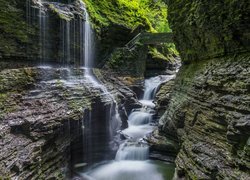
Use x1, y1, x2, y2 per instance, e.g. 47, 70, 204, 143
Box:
126, 32, 173, 49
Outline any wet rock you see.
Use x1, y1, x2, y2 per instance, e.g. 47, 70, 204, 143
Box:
0, 66, 140, 179
160, 0, 250, 178
0, 67, 111, 178
146, 130, 179, 158
160, 54, 250, 179
155, 79, 175, 117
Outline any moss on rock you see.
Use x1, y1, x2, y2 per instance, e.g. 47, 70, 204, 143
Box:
167, 0, 250, 62
83, 0, 170, 33
104, 45, 147, 77
160, 53, 250, 179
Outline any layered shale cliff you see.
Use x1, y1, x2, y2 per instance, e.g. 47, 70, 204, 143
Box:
158, 0, 250, 179
0, 67, 137, 179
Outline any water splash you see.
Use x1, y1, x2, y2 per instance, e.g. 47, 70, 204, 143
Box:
115, 142, 149, 161
128, 111, 153, 126
143, 75, 175, 100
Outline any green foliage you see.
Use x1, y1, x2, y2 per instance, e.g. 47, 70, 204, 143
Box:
149, 43, 179, 62
0, 0, 29, 43
168, 0, 249, 62
83, 0, 171, 33
106, 46, 146, 77
0, 0, 37, 57
48, 4, 72, 21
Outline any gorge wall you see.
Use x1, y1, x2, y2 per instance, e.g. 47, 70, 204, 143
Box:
0, 0, 88, 63
0, 67, 138, 179
159, 0, 250, 179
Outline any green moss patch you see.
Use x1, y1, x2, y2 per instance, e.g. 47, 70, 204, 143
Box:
83, 0, 171, 33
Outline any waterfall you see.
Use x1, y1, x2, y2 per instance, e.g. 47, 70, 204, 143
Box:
79, 7, 122, 167
82, 8, 121, 140
143, 75, 175, 100
82, 110, 93, 165
82, 9, 100, 86
37, 0, 50, 63
24, 1, 176, 178
115, 142, 149, 161
128, 111, 152, 126
60, 20, 71, 65
26, 0, 89, 65
82, 74, 176, 179
84, 11, 94, 74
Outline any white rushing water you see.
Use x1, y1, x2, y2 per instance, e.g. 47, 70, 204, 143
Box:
115, 142, 149, 161
84, 11, 93, 72
82, 73, 176, 180
28, 2, 177, 178
85, 161, 163, 180
38, 0, 48, 62
143, 75, 175, 100
80, 7, 122, 166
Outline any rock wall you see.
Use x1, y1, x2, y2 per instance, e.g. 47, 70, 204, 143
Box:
160, 54, 250, 179
0, 0, 87, 63
104, 45, 147, 77
159, 0, 250, 179
0, 66, 137, 179
168, 0, 250, 63
0, 0, 38, 60
0, 67, 90, 179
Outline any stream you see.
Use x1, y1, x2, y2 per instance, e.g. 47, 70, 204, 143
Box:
78, 75, 176, 180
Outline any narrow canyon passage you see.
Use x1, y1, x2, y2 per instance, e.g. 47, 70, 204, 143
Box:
0, 0, 249, 179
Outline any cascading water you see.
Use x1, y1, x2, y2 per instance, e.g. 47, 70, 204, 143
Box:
81, 74, 176, 180
115, 142, 149, 161
75, 7, 122, 169
82, 9, 105, 90
27, 1, 176, 178
26, 0, 89, 65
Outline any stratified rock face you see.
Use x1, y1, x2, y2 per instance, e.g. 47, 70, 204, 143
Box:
160, 54, 250, 179
0, 67, 91, 179
158, 0, 250, 179
168, 0, 250, 62
0, 65, 138, 179
155, 79, 175, 117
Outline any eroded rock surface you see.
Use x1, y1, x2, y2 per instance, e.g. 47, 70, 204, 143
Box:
160, 54, 250, 179
0, 66, 137, 179
158, 0, 250, 179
